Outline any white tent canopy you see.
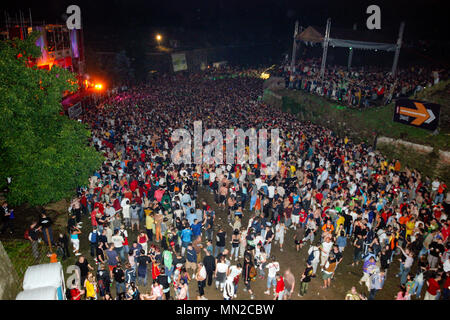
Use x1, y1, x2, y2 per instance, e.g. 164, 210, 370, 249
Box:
296, 25, 397, 51
328, 38, 396, 52
293, 20, 405, 76
16, 286, 59, 300
22, 262, 64, 290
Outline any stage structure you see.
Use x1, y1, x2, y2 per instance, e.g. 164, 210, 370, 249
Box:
292, 19, 405, 77
2, 10, 87, 116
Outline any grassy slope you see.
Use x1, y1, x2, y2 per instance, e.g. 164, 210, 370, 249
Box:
266, 82, 450, 184
271, 82, 450, 150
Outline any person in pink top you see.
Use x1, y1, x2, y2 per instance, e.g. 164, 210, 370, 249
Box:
395, 285, 411, 300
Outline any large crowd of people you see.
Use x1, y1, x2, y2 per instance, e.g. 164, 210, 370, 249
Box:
21, 67, 450, 301
282, 58, 447, 108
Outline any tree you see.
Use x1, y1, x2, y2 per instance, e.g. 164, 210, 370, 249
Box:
113, 50, 135, 86
0, 32, 104, 206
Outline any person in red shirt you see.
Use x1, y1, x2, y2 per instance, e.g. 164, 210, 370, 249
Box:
441, 221, 450, 242
90, 208, 99, 227
151, 259, 161, 281
130, 179, 138, 192
274, 273, 285, 300
80, 193, 88, 215
70, 287, 84, 300
424, 274, 441, 300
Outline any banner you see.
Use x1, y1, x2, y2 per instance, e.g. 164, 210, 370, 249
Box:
171, 53, 188, 72
393, 99, 440, 131
68, 102, 83, 119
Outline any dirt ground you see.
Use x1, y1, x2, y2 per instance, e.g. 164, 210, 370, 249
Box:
2, 189, 412, 300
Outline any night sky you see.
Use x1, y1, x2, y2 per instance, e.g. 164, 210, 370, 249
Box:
2, 0, 448, 80
2, 0, 448, 40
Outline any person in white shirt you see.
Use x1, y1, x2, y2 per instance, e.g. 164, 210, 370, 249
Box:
275, 222, 287, 252
105, 204, 116, 219
215, 255, 229, 291
223, 275, 235, 300
320, 236, 334, 267
268, 185, 275, 199
254, 177, 263, 190
228, 264, 242, 297
196, 263, 208, 300
121, 198, 131, 228
264, 258, 280, 295
111, 229, 125, 261
308, 244, 321, 275
277, 186, 285, 197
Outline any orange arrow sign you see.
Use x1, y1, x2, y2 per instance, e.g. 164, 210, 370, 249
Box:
399, 102, 430, 126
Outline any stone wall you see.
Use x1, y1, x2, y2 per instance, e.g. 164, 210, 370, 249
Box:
378, 136, 450, 165
0, 241, 20, 300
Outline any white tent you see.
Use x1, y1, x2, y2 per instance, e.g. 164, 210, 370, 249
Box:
23, 262, 64, 290
22, 262, 65, 300
16, 286, 59, 300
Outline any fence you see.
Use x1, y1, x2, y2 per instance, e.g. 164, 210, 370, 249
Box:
2, 239, 51, 296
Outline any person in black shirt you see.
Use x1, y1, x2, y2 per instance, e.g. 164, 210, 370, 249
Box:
57, 232, 70, 260
212, 178, 219, 204
352, 234, 364, 266
75, 255, 94, 286
215, 227, 226, 258
205, 214, 214, 242
113, 263, 126, 296
97, 264, 111, 299
157, 267, 170, 300
67, 213, 77, 234
299, 262, 313, 296
98, 229, 108, 249
1, 202, 14, 235
203, 249, 216, 286
332, 245, 343, 265
428, 237, 445, 269
39, 212, 54, 245
379, 244, 391, 269
242, 255, 255, 299
136, 250, 151, 286
96, 242, 106, 265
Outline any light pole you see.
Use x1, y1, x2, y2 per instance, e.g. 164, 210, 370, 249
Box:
156, 34, 162, 47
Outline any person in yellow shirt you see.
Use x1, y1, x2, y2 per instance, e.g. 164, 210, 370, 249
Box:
380, 160, 388, 171
84, 272, 97, 300
145, 211, 155, 241
290, 165, 296, 174
336, 214, 345, 231
405, 217, 416, 237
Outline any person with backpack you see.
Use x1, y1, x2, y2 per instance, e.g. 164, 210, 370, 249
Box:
113, 263, 126, 297
88, 227, 99, 259
97, 264, 111, 300
307, 244, 320, 276
119, 224, 130, 256
125, 262, 137, 284
242, 255, 255, 299
299, 262, 314, 296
